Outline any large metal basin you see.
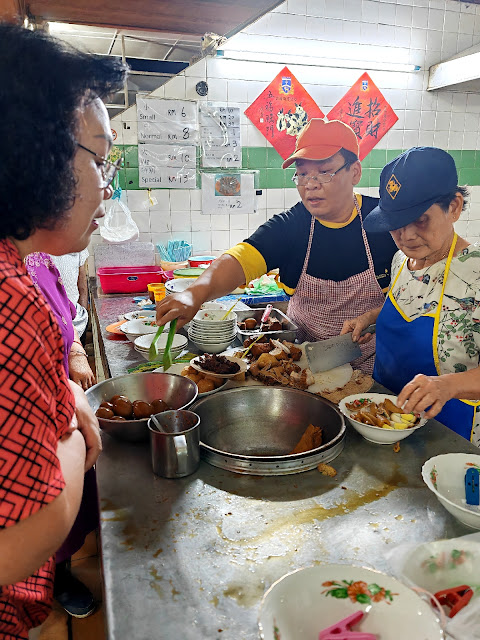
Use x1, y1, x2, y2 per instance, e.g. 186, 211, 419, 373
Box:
191, 386, 345, 475
86, 372, 198, 443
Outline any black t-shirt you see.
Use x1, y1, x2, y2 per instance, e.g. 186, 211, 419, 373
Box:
245, 195, 397, 291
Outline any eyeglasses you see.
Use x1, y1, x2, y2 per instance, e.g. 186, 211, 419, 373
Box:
292, 161, 350, 186
75, 141, 123, 188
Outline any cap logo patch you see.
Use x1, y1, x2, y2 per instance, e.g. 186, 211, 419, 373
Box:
386, 174, 401, 199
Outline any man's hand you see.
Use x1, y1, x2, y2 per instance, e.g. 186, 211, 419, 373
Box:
155, 289, 203, 330
68, 380, 102, 470
340, 309, 379, 344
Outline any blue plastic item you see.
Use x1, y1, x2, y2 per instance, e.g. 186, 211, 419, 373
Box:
465, 467, 480, 506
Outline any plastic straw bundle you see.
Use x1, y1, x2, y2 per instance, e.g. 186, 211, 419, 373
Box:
156, 240, 192, 263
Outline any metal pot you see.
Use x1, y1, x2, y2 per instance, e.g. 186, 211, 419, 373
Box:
86, 372, 198, 443
191, 386, 345, 475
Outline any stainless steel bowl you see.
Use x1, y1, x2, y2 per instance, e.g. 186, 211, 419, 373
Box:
86, 372, 198, 443
191, 386, 345, 475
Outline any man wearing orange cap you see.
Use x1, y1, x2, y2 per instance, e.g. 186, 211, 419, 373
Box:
156, 119, 397, 373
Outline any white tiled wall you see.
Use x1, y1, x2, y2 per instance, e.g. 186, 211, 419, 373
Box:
92, 0, 480, 272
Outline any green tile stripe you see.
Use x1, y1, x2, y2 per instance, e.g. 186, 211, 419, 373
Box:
110, 145, 480, 191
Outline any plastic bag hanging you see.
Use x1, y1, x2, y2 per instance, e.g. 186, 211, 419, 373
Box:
100, 178, 139, 243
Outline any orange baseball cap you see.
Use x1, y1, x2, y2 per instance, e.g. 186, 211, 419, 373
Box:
282, 118, 360, 169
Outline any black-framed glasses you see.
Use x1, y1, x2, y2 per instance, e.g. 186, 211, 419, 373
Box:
75, 141, 123, 188
292, 161, 350, 186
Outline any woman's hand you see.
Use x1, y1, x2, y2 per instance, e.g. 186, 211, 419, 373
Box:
340, 308, 380, 344
68, 380, 102, 470
397, 374, 456, 419
69, 351, 96, 390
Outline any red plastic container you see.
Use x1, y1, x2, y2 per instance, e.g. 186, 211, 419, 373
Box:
97, 266, 168, 294
188, 256, 215, 268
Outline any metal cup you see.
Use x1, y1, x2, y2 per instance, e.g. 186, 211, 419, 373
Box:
148, 410, 200, 478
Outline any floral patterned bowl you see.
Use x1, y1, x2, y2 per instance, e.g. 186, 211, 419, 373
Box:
401, 537, 480, 596
422, 453, 480, 530
258, 564, 443, 640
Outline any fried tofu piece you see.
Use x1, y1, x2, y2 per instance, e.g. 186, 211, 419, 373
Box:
256, 353, 280, 369
290, 423, 323, 454
317, 463, 337, 477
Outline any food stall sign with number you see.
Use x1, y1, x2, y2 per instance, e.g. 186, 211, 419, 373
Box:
244, 66, 325, 160
200, 103, 242, 169
327, 73, 398, 161
136, 97, 199, 145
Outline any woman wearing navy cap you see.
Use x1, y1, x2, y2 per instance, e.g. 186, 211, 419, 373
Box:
341, 147, 480, 445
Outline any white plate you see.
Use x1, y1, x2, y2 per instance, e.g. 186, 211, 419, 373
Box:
153, 363, 229, 396
190, 355, 247, 379
258, 564, 443, 640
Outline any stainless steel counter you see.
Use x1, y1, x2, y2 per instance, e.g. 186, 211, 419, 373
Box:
92, 293, 478, 640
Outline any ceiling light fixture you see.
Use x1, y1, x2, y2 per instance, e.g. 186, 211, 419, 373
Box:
216, 49, 420, 73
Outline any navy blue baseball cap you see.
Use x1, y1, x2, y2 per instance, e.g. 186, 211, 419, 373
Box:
363, 147, 459, 233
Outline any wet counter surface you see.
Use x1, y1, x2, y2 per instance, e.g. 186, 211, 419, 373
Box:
92, 293, 478, 640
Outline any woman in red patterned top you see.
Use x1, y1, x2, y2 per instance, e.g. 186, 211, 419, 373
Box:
0, 25, 127, 638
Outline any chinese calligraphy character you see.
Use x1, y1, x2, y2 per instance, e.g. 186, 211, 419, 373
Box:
365, 97, 381, 119
365, 121, 381, 139
346, 96, 364, 119
349, 119, 363, 139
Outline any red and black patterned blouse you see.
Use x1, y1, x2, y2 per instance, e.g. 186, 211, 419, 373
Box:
0, 239, 75, 638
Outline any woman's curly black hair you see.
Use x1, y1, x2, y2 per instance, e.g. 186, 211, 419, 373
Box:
0, 24, 128, 240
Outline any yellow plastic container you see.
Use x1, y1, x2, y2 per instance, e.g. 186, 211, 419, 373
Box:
148, 283, 166, 302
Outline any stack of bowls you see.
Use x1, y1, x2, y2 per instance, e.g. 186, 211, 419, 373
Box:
133, 332, 188, 362
188, 309, 237, 354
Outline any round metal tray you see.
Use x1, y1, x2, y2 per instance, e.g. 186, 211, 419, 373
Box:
191, 386, 345, 475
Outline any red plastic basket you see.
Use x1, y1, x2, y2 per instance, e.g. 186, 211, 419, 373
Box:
97, 266, 168, 294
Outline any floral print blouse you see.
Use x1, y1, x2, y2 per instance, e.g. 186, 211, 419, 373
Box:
390, 244, 480, 378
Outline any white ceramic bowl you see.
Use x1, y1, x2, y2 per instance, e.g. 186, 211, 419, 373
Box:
188, 337, 236, 354
338, 393, 427, 445
422, 453, 480, 530
133, 333, 188, 362
200, 302, 227, 311
165, 278, 197, 294
193, 309, 237, 323
188, 328, 236, 339
122, 310, 156, 322
258, 564, 443, 640
401, 537, 480, 595
120, 318, 163, 342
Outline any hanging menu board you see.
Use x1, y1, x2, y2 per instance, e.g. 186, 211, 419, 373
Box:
199, 103, 242, 168
201, 172, 255, 215
138, 144, 197, 189
136, 98, 199, 189
137, 98, 199, 144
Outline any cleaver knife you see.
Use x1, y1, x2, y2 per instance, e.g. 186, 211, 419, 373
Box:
305, 324, 376, 373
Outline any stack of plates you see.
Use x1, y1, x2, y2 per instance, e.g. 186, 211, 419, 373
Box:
133, 333, 188, 362
188, 309, 237, 354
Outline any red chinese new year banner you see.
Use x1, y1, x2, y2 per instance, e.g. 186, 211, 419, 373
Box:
327, 73, 398, 161
245, 66, 325, 160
